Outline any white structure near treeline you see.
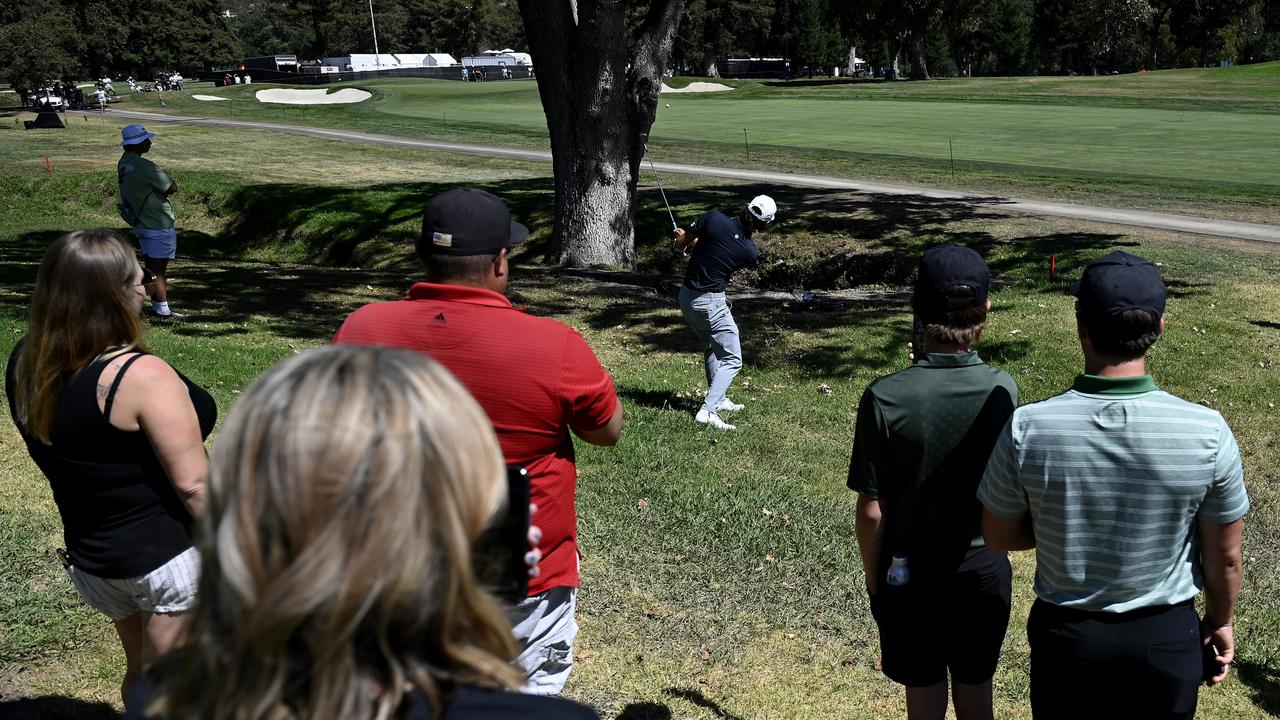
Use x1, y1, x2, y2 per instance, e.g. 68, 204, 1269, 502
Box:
321, 53, 458, 72
461, 49, 533, 68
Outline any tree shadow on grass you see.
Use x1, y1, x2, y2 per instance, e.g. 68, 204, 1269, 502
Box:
1235, 659, 1280, 717
0, 696, 119, 719
664, 687, 745, 720
618, 388, 700, 414
1, 175, 1180, 358
630, 183, 1141, 298
185, 177, 557, 269
616, 702, 672, 720
1250, 320, 1280, 331
0, 231, 416, 346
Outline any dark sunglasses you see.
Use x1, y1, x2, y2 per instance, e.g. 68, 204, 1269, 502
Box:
131, 268, 158, 287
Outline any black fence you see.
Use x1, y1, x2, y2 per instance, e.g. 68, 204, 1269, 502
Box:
198, 66, 532, 86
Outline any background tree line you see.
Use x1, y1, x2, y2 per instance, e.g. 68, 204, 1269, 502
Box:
672, 0, 1280, 80
0, 0, 523, 85
2, 0, 1276, 86
2, 0, 1280, 85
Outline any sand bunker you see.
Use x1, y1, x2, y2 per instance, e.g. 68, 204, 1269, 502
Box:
255, 88, 372, 105
192, 94, 228, 102
661, 82, 733, 94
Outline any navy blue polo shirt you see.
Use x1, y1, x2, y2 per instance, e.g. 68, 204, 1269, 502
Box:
683, 210, 760, 292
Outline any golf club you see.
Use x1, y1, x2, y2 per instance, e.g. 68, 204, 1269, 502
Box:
640, 133, 678, 233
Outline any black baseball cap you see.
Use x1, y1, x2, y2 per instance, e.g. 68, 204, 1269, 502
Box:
914, 244, 990, 318
1071, 251, 1166, 319
419, 188, 529, 256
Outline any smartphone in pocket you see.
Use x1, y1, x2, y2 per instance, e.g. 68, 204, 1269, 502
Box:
1201, 643, 1225, 683
473, 466, 531, 604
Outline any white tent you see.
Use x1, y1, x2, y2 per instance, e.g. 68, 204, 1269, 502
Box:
324, 53, 457, 72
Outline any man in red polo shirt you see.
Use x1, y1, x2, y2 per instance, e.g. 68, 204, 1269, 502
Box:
333, 188, 623, 695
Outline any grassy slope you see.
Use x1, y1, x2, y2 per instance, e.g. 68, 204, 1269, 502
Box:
1, 122, 1278, 718
76, 62, 1280, 223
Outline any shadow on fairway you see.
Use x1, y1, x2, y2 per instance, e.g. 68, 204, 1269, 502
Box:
1248, 319, 1280, 332
616, 701, 672, 720
1235, 659, 1280, 717
169, 176, 555, 269
0, 695, 120, 719
630, 183, 1138, 296
0, 176, 1155, 361
618, 388, 700, 414
664, 687, 745, 720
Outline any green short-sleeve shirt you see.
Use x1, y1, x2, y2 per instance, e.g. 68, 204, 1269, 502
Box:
117, 153, 175, 230
848, 351, 1019, 553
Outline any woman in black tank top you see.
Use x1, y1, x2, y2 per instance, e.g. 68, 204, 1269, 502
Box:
5, 230, 215, 707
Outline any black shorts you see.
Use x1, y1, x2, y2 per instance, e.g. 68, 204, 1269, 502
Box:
869, 546, 1012, 687
1028, 598, 1201, 720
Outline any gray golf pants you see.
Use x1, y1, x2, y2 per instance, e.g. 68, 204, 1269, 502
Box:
679, 287, 743, 415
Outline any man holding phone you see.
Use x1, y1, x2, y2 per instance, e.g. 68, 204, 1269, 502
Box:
979, 252, 1248, 719
333, 188, 623, 696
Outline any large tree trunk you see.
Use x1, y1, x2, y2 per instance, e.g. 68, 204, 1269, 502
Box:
845, 44, 857, 76
1146, 5, 1170, 68
518, 0, 685, 268
908, 23, 928, 80
700, 50, 720, 77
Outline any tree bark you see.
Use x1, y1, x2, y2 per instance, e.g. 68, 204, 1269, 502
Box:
1146, 4, 1170, 69
845, 43, 857, 76
908, 23, 928, 80
518, 0, 685, 269
700, 50, 720, 77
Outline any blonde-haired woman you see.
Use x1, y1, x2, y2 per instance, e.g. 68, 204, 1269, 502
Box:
4, 230, 214, 704
131, 346, 597, 720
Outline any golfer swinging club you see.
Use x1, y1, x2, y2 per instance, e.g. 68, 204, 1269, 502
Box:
674, 194, 776, 430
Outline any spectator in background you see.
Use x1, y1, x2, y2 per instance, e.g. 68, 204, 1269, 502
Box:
979, 252, 1249, 720
6, 230, 214, 706
849, 245, 1017, 720
127, 346, 598, 720
18, 82, 30, 107
118, 124, 182, 318
334, 188, 623, 695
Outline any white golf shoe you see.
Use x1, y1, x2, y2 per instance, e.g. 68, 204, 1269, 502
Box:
715, 398, 745, 413
696, 409, 737, 430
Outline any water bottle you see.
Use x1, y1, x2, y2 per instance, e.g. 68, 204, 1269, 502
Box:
886, 553, 910, 587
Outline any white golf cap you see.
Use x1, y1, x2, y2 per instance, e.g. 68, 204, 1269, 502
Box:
747, 195, 777, 223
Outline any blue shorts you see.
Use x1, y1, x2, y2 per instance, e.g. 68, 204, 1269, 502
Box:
134, 226, 177, 260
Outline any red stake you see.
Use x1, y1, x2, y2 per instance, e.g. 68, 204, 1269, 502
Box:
44, 156, 51, 174
1050, 254, 1056, 281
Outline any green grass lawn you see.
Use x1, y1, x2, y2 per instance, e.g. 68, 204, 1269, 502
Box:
71, 61, 1280, 224
1, 120, 1278, 719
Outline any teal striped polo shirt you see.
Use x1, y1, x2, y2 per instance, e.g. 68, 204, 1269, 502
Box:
978, 374, 1249, 613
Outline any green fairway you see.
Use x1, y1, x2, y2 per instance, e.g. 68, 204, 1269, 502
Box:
1, 119, 1278, 719
98, 63, 1280, 223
